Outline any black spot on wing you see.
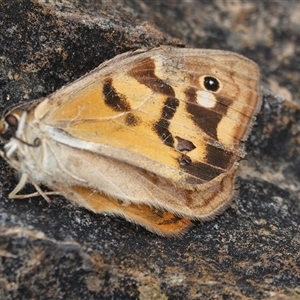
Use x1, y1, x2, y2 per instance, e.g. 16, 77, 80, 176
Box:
128, 57, 175, 96
153, 97, 180, 147
175, 136, 196, 152
125, 113, 140, 126
103, 78, 131, 112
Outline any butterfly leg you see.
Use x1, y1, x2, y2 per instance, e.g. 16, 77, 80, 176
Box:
8, 173, 60, 203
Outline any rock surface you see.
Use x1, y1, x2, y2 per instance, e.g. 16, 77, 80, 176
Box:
0, 1, 299, 299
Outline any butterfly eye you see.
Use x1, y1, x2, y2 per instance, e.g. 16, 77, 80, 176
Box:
5, 114, 19, 128
0, 114, 19, 141
201, 76, 221, 92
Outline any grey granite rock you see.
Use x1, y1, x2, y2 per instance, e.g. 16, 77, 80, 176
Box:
0, 1, 299, 299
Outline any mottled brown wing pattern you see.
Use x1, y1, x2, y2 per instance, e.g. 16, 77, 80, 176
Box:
38, 47, 260, 186
0, 47, 261, 235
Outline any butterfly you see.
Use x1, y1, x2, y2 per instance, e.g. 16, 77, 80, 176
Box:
0, 46, 261, 236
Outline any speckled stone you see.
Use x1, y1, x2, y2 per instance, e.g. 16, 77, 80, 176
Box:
0, 1, 299, 299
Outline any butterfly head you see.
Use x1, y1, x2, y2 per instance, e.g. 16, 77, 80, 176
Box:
0, 109, 40, 160
0, 110, 22, 142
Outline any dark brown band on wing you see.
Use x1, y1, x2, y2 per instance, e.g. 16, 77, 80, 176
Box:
128, 57, 175, 96
205, 144, 235, 170
153, 97, 180, 147
185, 87, 232, 140
103, 78, 131, 112
181, 161, 224, 182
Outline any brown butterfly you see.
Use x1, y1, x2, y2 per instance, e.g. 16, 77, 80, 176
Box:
0, 46, 261, 236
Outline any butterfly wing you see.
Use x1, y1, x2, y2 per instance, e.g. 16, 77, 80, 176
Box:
35, 47, 261, 188
58, 185, 192, 236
